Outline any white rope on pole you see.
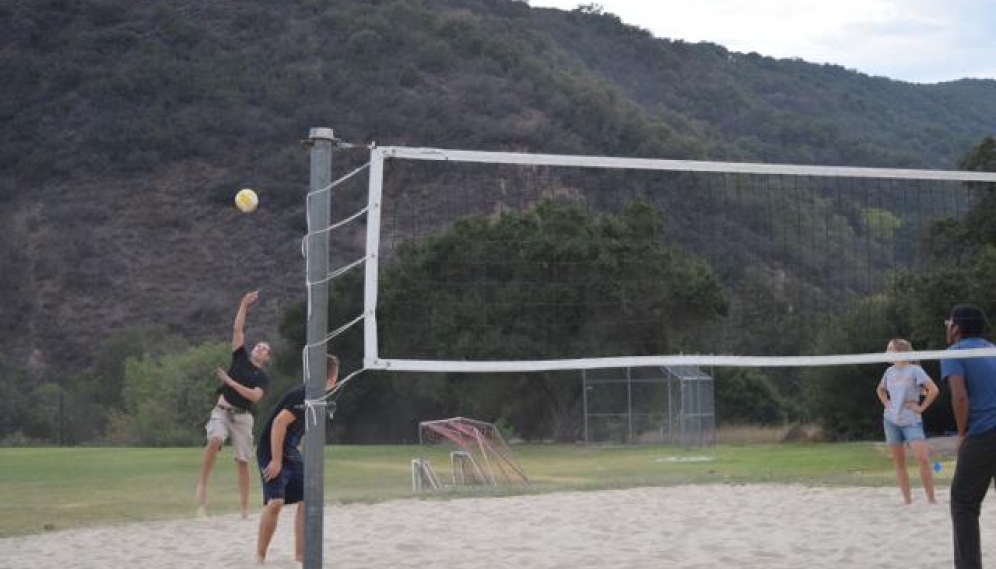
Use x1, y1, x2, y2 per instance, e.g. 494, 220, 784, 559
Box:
300, 315, 366, 389
300, 207, 370, 258
306, 255, 369, 287
303, 367, 367, 428
304, 162, 370, 205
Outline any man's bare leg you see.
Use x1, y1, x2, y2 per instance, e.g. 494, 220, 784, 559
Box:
295, 502, 305, 563
257, 499, 284, 564
195, 438, 223, 516
236, 460, 251, 518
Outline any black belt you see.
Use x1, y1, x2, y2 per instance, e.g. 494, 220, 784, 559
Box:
217, 404, 248, 414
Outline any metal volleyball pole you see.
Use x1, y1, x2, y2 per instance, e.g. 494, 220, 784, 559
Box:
303, 127, 334, 569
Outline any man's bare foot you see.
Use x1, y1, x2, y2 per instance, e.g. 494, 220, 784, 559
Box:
195, 506, 208, 519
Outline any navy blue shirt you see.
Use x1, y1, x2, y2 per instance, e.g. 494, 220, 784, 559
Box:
941, 337, 996, 437
257, 384, 307, 463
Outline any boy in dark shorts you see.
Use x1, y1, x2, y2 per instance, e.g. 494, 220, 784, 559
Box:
195, 290, 271, 519
256, 354, 338, 564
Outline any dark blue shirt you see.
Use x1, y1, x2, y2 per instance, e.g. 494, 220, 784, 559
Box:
257, 384, 307, 463
941, 337, 996, 437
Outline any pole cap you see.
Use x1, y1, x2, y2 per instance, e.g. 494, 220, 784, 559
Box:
309, 127, 335, 141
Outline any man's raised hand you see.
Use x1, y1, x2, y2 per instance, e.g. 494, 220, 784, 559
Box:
242, 290, 260, 307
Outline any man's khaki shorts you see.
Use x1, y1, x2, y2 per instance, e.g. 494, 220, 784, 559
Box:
205, 405, 254, 462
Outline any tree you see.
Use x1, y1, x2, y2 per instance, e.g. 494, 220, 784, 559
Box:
108, 341, 229, 446
279, 200, 727, 442
803, 136, 996, 439
802, 296, 904, 440
951, 136, 996, 249
885, 135, 996, 355
714, 368, 791, 426
78, 326, 187, 411
959, 136, 996, 172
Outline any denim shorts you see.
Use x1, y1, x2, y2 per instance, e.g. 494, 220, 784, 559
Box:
883, 418, 926, 445
257, 455, 304, 505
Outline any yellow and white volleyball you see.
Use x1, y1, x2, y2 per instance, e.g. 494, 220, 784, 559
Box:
234, 188, 258, 213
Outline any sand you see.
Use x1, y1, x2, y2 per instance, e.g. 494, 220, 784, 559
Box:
2, 484, 992, 569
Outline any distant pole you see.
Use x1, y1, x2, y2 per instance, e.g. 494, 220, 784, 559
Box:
581, 370, 589, 445
626, 367, 633, 444
58, 389, 65, 445
303, 127, 334, 569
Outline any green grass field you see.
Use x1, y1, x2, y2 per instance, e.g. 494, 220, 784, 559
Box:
0, 442, 946, 537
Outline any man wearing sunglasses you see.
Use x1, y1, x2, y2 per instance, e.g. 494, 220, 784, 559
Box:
941, 304, 996, 569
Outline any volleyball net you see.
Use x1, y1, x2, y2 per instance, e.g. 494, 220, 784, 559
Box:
313, 145, 996, 378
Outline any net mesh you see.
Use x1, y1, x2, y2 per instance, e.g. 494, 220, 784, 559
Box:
329, 147, 996, 373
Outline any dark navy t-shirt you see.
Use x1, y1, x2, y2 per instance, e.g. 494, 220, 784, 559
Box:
257, 384, 307, 463
221, 346, 269, 412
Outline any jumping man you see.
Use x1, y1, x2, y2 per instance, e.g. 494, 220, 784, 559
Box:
195, 290, 271, 518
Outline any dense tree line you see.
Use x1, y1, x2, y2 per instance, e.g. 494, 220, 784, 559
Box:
805, 137, 996, 440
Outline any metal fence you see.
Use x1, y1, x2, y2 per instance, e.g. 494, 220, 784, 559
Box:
582, 366, 715, 447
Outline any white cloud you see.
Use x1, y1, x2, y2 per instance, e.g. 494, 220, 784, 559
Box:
528, 0, 996, 83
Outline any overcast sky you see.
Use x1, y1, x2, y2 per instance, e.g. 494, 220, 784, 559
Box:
529, 0, 996, 84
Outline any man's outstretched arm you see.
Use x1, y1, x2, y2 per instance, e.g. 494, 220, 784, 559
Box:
262, 410, 296, 481
232, 290, 259, 351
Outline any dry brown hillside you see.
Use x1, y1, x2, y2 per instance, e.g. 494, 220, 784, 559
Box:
1, 159, 310, 372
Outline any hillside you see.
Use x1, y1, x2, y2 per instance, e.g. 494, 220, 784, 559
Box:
1, 0, 995, 379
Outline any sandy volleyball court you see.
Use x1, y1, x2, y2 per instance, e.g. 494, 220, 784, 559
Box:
3, 484, 991, 569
